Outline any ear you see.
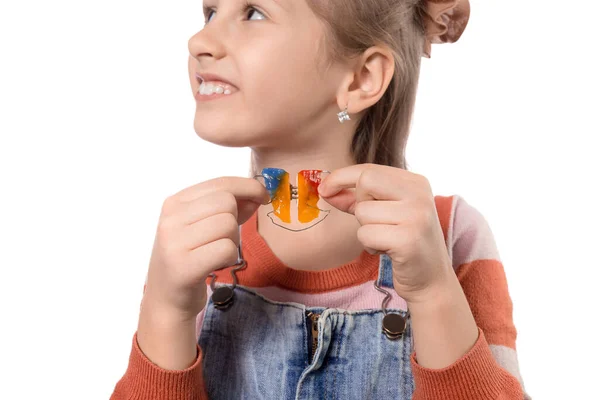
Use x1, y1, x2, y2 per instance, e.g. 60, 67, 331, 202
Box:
336, 46, 395, 115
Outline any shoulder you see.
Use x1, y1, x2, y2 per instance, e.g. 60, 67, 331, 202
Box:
433, 194, 501, 269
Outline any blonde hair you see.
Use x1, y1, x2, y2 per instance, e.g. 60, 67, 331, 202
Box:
307, 0, 426, 170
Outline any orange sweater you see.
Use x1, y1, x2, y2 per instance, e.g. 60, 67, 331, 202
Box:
111, 195, 530, 399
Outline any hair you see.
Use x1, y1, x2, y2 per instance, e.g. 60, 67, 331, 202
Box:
306, 0, 427, 170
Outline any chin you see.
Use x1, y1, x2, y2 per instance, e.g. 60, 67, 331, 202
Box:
192, 119, 255, 148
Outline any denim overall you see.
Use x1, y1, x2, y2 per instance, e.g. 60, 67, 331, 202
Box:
198, 253, 415, 399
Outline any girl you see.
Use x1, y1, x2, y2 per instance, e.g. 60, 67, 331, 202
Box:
111, 0, 530, 398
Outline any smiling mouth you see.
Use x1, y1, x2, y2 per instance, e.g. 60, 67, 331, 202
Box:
198, 81, 233, 95
195, 75, 238, 97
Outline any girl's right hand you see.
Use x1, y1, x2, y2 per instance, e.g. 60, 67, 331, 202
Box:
142, 176, 270, 322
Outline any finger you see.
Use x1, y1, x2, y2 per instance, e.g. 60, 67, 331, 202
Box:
176, 191, 238, 224
354, 200, 405, 225
318, 164, 404, 201
356, 224, 401, 254
191, 238, 240, 280
236, 199, 263, 225
319, 188, 357, 214
177, 191, 260, 226
364, 247, 382, 255
319, 164, 422, 203
173, 176, 271, 206
354, 167, 416, 203
182, 212, 241, 251
318, 164, 375, 197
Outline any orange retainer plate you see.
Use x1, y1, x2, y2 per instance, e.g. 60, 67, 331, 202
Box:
261, 168, 326, 224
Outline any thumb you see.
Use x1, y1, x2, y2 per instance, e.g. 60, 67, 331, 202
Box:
320, 188, 357, 215
237, 199, 263, 225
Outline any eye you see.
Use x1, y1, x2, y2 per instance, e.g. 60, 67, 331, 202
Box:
203, 7, 215, 23
202, 4, 267, 24
245, 5, 266, 21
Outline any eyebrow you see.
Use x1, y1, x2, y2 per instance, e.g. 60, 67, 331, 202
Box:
267, 0, 285, 10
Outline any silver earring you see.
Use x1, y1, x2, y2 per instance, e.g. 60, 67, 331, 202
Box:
337, 105, 351, 123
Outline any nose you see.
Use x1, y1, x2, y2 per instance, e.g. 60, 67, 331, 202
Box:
188, 24, 227, 62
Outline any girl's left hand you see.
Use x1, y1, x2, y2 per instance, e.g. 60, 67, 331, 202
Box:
318, 163, 454, 304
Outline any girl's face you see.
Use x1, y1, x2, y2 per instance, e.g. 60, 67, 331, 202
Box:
187, 0, 346, 150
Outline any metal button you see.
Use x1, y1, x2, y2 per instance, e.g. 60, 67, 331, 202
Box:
211, 286, 234, 310
382, 313, 406, 340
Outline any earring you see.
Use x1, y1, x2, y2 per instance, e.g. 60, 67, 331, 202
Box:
337, 104, 351, 123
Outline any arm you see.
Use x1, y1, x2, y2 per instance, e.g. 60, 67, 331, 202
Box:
410, 195, 530, 400
110, 284, 209, 400
136, 292, 200, 370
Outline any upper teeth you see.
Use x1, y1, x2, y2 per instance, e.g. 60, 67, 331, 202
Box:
198, 81, 232, 95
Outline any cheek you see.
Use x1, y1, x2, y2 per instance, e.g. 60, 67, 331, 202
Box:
241, 45, 329, 119
244, 44, 312, 92
192, 32, 334, 145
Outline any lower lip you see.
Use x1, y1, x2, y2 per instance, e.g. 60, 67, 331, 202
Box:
194, 89, 235, 102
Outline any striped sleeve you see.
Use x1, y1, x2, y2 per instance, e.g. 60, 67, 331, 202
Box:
450, 195, 531, 399
411, 195, 531, 399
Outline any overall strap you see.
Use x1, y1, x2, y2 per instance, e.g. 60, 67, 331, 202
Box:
376, 254, 395, 289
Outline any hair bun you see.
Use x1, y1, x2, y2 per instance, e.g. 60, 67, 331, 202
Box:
422, 0, 471, 58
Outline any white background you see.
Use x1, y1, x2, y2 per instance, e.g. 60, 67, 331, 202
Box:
1, 1, 598, 399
